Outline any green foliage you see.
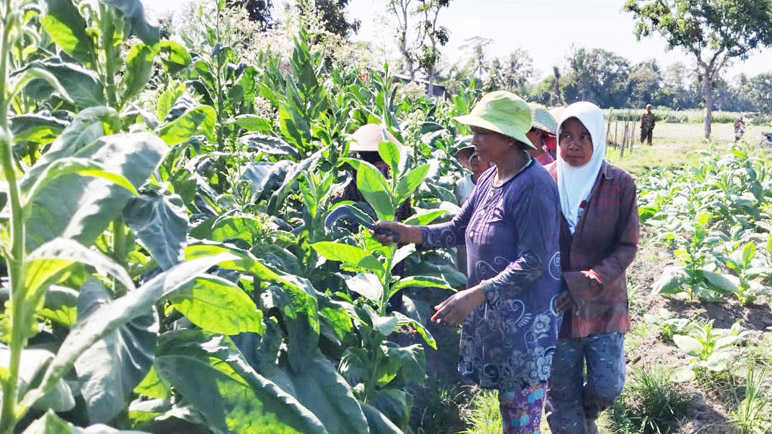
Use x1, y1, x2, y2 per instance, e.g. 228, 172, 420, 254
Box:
671, 320, 748, 381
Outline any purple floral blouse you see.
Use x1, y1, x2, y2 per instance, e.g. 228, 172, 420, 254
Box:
421, 161, 562, 391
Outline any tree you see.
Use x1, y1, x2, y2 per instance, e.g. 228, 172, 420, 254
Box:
388, 0, 417, 78
745, 73, 772, 114
298, 0, 360, 37
227, 0, 273, 29
624, 0, 772, 139
628, 59, 660, 107
562, 47, 630, 108
415, 0, 453, 95
500, 48, 535, 93
460, 36, 492, 82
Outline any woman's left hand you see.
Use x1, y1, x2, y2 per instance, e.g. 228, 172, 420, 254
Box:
431, 287, 486, 327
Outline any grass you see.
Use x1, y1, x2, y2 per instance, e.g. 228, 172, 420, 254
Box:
606, 365, 695, 434
605, 122, 771, 175
732, 364, 772, 434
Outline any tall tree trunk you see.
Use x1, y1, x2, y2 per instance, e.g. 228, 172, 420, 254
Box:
553, 66, 561, 105
428, 67, 435, 97
703, 73, 713, 140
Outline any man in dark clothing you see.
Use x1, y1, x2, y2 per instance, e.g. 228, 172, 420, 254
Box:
640, 104, 655, 146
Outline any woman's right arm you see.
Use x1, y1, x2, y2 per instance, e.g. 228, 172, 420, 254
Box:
374, 179, 479, 247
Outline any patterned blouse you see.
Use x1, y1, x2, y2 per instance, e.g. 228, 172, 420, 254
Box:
421, 161, 562, 391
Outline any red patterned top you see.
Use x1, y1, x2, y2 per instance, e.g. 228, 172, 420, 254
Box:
546, 161, 639, 338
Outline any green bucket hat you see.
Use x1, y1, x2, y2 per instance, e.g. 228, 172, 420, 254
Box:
453, 91, 535, 149
528, 103, 558, 135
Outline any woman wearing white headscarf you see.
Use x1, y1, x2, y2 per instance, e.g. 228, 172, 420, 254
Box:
543, 102, 640, 434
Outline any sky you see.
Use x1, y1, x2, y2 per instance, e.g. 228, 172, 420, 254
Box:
150, 0, 772, 81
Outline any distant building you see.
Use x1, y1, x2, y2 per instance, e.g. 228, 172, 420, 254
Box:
393, 73, 446, 98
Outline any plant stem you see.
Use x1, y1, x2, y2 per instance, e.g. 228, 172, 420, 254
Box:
0, 0, 28, 431
112, 218, 127, 296
99, 4, 118, 108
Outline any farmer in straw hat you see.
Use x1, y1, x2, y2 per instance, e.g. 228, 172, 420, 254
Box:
526, 103, 558, 166
374, 91, 562, 433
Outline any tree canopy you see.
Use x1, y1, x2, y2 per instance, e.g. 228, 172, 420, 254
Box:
624, 0, 772, 138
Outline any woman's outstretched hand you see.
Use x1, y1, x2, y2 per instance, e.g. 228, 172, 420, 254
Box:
372, 221, 422, 245
431, 287, 486, 327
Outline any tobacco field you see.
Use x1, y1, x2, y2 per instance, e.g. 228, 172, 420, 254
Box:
0, 0, 770, 433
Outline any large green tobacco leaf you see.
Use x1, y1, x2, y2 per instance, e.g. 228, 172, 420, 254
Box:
32, 107, 121, 165
158, 105, 216, 145
121, 42, 159, 103
166, 275, 264, 335
19, 254, 237, 411
378, 140, 401, 177
10, 113, 67, 146
18, 59, 105, 108
41, 0, 96, 68
22, 410, 150, 433
389, 275, 453, 297
311, 242, 382, 271
361, 402, 402, 434
23, 132, 168, 251
403, 209, 448, 226
284, 352, 368, 434
99, 0, 160, 44
652, 266, 690, 295
242, 160, 293, 200
240, 134, 299, 157
24, 238, 135, 304
228, 65, 257, 112
154, 330, 326, 434
373, 389, 412, 431
123, 189, 188, 270
74, 279, 158, 424
267, 149, 322, 214
344, 273, 383, 302
159, 40, 191, 75
395, 164, 430, 205
0, 346, 74, 412
264, 285, 319, 373
355, 160, 395, 221
702, 270, 739, 294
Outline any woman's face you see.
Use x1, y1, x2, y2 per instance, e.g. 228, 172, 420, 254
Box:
470, 126, 512, 164
559, 118, 594, 167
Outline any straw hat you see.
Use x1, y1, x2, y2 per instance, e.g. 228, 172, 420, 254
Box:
549, 106, 566, 125
349, 124, 404, 153
453, 91, 535, 149
529, 103, 558, 135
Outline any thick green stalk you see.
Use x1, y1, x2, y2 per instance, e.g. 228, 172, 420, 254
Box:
0, 0, 28, 431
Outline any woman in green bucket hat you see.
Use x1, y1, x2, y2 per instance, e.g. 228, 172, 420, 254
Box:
373, 91, 562, 433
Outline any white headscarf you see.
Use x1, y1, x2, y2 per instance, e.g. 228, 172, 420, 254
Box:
556, 101, 606, 233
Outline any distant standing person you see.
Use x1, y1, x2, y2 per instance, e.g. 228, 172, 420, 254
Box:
639, 104, 655, 145
734, 116, 745, 142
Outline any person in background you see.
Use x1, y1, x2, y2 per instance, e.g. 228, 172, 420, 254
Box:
734, 116, 745, 142
546, 107, 565, 159
639, 104, 655, 146
375, 91, 562, 433
526, 103, 558, 166
544, 102, 640, 434
453, 143, 488, 206
339, 123, 412, 311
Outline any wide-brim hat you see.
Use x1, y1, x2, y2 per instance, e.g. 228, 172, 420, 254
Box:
453, 91, 535, 150
529, 103, 558, 135
348, 124, 404, 153
549, 106, 566, 124
455, 145, 475, 170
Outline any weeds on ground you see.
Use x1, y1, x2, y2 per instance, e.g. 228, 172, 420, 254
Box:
732, 363, 772, 434
462, 389, 501, 434
412, 377, 471, 434
607, 365, 695, 433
